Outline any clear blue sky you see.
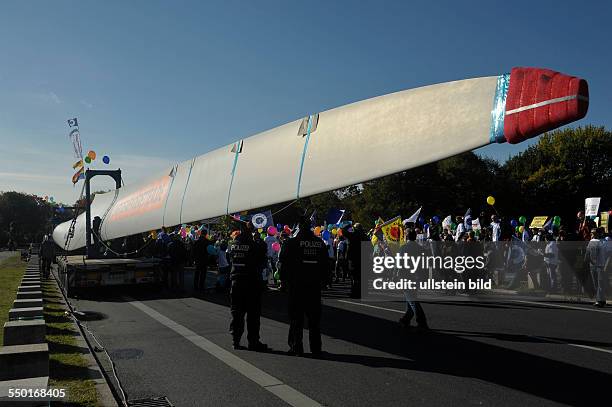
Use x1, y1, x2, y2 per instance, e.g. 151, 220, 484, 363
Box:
1, 0, 609, 203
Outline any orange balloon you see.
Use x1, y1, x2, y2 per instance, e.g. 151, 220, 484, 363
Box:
88, 150, 96, 160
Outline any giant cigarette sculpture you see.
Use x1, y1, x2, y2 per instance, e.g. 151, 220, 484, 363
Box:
54, 67, 589, 250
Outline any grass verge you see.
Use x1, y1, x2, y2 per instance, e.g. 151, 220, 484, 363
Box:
43, 278, 99, 406
0, 253, 26, 346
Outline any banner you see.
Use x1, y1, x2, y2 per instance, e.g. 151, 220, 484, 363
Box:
585, 197, 601, 217
250, 210, 274, 230
529, 216, 548, 229
380, 216, 404, 244
600, 212, 609, 232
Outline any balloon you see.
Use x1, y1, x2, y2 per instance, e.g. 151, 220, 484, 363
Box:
272, 242, 281, 252
314, 226, 321, 236
331, 228, 337, 236
450, 222, 457, 230
432, 216, 440, 224
423, 223, 429, 230
322, 230, 330, 240
102, 155, 110, 164
553, 215, 561, 225
515, 226, 520, 233
327, 224, 334, 231
207, 245, 217, 255
260, 233, 267, 240
267, 226, 277, 236
88, 150, 96, 160
337, 228, 343, 236
486, 196, 495, 206
510, 219, 518, 227
258, 228, 263, 233
276, 223, 282, 231
519, 216, 527, 225
84, 156, 91, 164
371, 235, 379, 246
273, 271, 280, 281
418, 216, 424, 224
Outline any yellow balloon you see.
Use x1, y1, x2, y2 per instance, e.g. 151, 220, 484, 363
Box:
371, 235, 378, 246
258, 228, 263, 233
486, 196, 495, 206
331, 228, 337, 236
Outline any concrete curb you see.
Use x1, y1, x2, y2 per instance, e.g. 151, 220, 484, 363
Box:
44, 276, 119, 406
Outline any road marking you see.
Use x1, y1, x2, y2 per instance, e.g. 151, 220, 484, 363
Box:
512, 300, 612, 315
339, 300, 612, 356
530, 335, 612, 356
338, 300, 404, 314
128, 300, 322, 407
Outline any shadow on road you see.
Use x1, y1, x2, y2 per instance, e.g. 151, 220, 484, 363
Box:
69, 270, 611, 406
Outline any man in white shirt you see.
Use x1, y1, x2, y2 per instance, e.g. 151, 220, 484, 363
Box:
585, 229, 607, 307
490, 215, 501, 242
454, 216, 466, 242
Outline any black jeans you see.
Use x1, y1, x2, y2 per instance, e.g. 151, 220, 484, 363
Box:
194, 265, 207, 290
42, 258, 52, 278
288, 288, 321, 353
230, 281, 261, 345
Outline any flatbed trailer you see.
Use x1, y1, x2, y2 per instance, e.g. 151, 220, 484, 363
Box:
56, 255, 164, 296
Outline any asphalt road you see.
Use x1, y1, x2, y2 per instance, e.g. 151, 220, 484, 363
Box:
67, 270, 612, 407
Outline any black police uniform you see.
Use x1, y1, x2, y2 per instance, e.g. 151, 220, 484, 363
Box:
228, 232, 266, 349
278, 227, 328, 355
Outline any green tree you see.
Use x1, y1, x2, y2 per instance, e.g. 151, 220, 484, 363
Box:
503, 125, 612, 218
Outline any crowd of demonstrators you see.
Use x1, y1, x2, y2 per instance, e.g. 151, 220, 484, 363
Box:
368, 208, 611, 309
92, 206, 608, 355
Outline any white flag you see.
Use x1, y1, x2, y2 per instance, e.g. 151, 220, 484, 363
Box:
406, 207, 422, 223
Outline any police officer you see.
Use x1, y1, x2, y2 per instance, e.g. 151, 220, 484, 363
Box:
278, 216, 328, 356
228, 221, 268, 351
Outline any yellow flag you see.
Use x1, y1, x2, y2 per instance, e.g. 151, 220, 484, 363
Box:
380, 216, 404, 243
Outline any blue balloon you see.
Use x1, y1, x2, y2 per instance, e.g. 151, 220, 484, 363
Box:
102, 155, 110, 164
510, 219, 518, 227
276, 223, 282, 231
423, 223, 430, 230
207, 245, 217, 255
432, 216, 440, 224
418, 216, 424, 224
322, 230, 330, 240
